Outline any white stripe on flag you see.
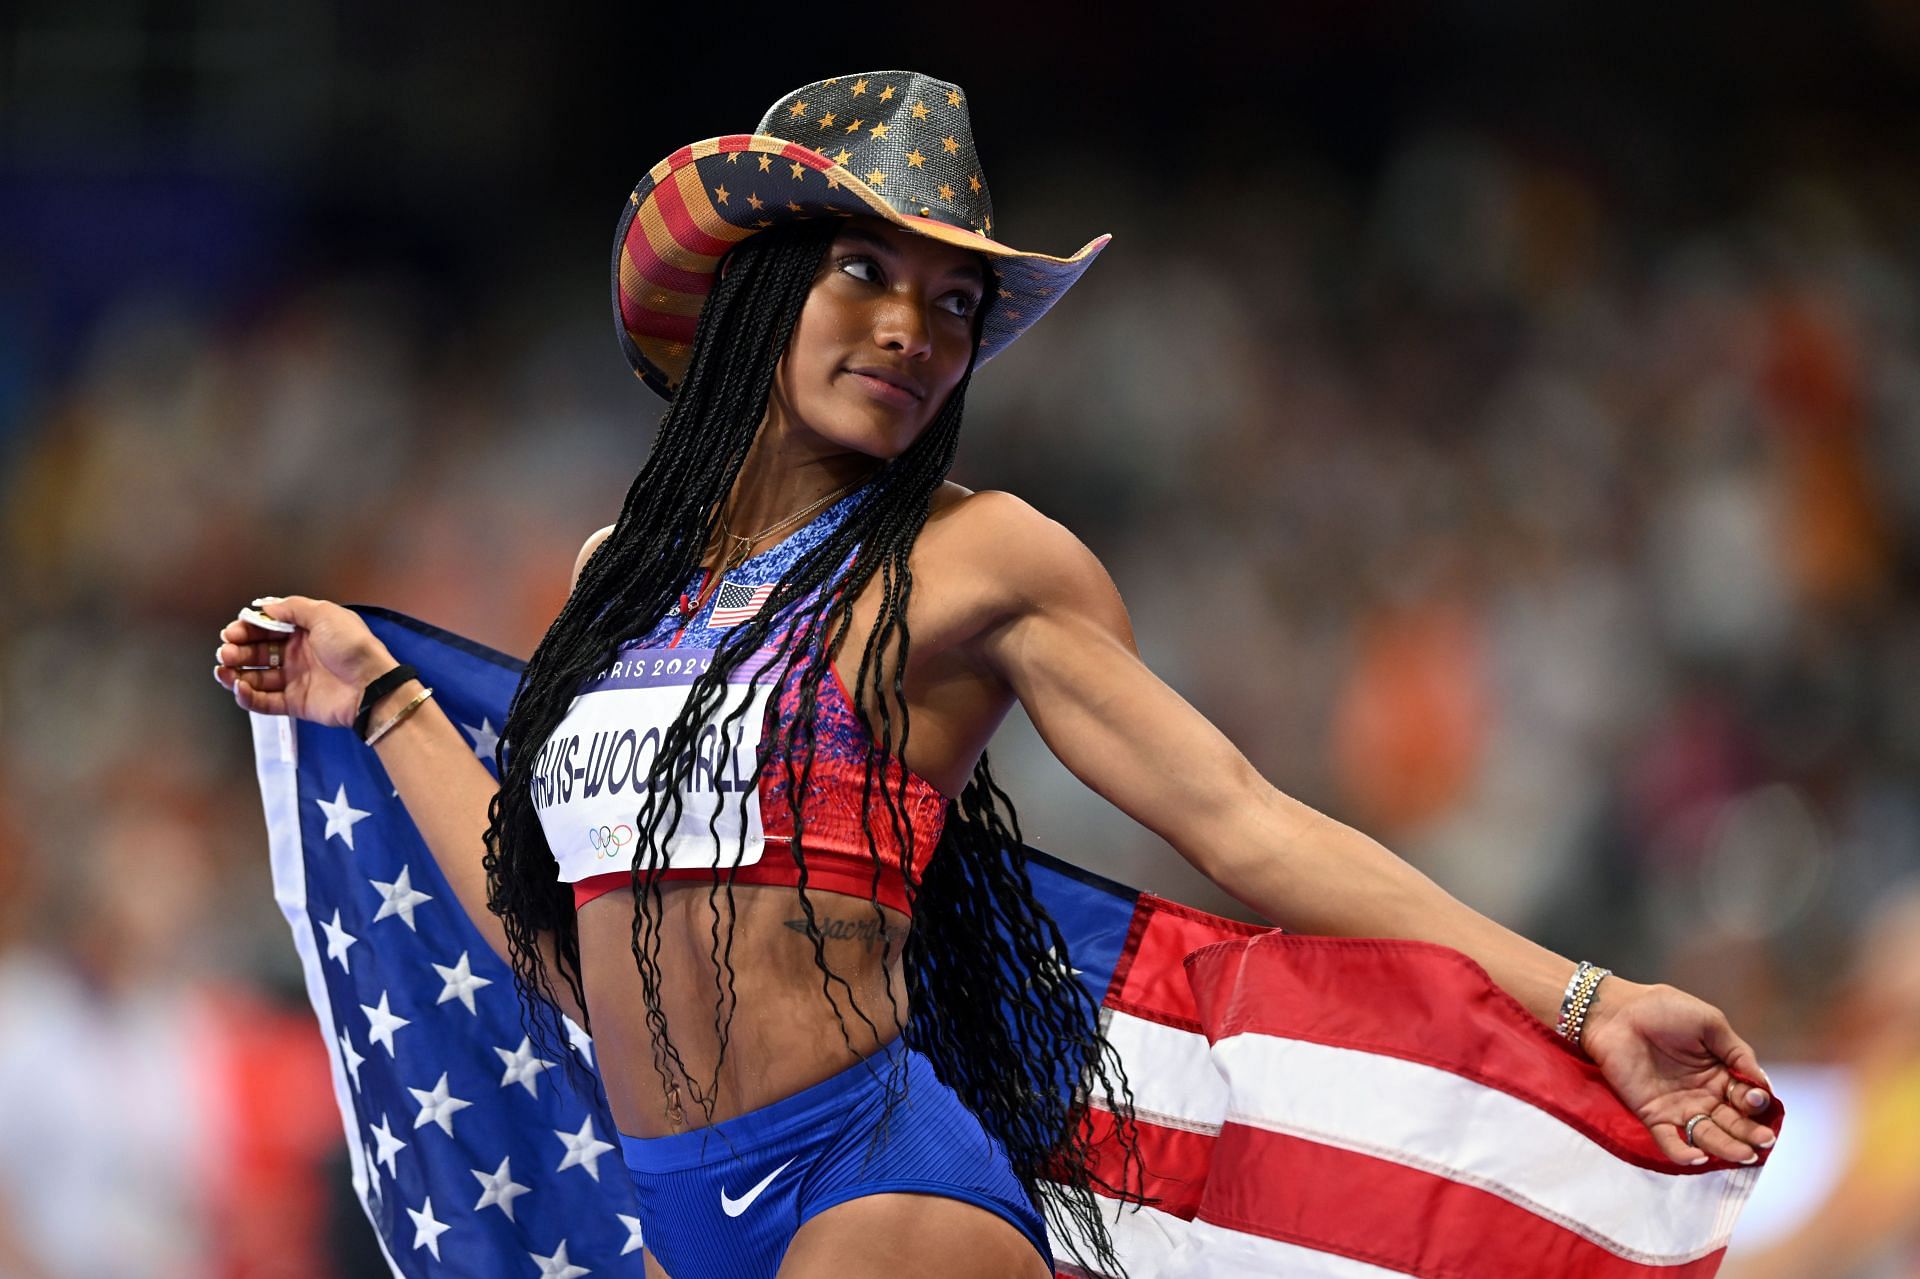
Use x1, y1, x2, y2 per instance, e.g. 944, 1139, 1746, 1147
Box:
1181, 1218, 1410, 1278
1094, 1008, 1225, 1132
1210, 1032, 1762, 1264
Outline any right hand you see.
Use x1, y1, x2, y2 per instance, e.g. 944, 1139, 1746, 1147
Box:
213, 595, 396, 730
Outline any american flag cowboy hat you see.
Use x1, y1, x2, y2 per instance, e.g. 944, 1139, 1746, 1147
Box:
612, 70, 1112, 399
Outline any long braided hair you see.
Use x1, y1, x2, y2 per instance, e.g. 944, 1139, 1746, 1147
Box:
481, 218, 1148, 1274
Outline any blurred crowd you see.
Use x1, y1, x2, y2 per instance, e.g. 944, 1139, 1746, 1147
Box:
5, 89, 1920, 1279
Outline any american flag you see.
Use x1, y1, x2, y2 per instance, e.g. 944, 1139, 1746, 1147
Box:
249, 608, 1777, 1278
706, 580, 776, 629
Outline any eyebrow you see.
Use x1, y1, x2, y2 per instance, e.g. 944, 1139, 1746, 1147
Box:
835, 225, 987, 286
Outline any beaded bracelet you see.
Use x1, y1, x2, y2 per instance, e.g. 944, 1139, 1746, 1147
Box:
1556, 961, 1612, 1052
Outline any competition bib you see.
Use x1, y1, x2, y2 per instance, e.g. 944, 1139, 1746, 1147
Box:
531, 645, 777, 882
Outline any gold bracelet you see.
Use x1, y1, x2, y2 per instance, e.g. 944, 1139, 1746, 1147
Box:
364, 686, 434, 746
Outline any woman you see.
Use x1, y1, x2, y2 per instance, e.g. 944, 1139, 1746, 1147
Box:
214, 71, 1778, 1279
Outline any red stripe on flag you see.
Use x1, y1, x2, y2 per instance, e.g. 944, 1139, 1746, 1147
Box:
1184, 935, 1781, 1169
1109, 894, 1266, 1033
1068, 1104, 1214, 1222
1200, 1125, 1729, 1279
651, 166, 743, 259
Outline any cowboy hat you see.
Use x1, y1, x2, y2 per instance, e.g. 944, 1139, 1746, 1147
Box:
613, 70, 1110, 398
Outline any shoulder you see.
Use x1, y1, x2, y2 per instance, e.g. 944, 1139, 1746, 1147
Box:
571, 524, 617, 589
922, 484, 1128, 626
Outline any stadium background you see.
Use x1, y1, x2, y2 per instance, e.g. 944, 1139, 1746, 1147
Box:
2, 3, 1918, 1274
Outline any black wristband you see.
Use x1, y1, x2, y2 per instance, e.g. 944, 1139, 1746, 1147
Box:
354, 663, 420, 741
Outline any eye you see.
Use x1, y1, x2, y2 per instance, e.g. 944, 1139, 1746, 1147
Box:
940, 291, 981, 318
838, 255, 881, 284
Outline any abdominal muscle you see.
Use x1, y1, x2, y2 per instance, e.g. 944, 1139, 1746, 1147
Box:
577, 877, 913, 1138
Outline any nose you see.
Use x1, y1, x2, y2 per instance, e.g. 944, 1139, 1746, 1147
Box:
869, 290, 934, 361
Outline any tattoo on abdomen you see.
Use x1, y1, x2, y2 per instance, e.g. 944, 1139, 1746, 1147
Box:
783, 916, 908, 950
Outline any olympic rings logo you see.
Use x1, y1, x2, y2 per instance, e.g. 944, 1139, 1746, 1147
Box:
588, 824, 634, 861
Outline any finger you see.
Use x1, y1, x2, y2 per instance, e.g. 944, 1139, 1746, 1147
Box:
1703, 1018, 1773, 1111
1689, 1115, 1760, 1166
1711, 1101, 1776, 1153
217, 639, 287, 672
1649, 1121, 1710, 1167
228, 668, 289, 716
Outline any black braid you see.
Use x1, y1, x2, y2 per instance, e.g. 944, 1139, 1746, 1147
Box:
481, 219, 1148, 1276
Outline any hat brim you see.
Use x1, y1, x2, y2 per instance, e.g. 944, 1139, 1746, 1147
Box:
613, 133, 1109, 399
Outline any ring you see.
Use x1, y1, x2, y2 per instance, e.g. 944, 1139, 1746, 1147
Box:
1726, 1079, 1741, 1105
269, 644, 282, 669
1683, 1114, 1711, 1148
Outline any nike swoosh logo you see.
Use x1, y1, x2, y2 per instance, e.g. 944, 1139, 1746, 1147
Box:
720, 1155, 797, 1217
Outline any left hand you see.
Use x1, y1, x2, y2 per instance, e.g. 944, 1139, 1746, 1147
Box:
1579, 975, 1780, 1166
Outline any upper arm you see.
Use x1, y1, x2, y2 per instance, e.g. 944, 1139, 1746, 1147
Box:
968, 493, 1276, 877
572, 525, 616, 590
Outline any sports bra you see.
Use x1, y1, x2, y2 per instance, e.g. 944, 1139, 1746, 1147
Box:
530, 480, 950, 917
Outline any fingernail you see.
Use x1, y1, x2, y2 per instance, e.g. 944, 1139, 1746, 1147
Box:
211, 665, 223, 684
1689, 1154, 1708, 1165
1740, 1153, 1759, 1165
1748, 1089, 1769, 1109
1758, 1137, 1774, 1149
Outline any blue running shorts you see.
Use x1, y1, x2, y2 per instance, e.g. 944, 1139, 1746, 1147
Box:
618, 1034, 1053, 1278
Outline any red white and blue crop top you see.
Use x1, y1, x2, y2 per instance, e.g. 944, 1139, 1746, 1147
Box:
530, 482, 949, 917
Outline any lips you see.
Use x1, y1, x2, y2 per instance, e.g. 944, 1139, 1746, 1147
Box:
844, 366, 925, 401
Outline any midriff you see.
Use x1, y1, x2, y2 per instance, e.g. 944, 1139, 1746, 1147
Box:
578, 876, 913, 1138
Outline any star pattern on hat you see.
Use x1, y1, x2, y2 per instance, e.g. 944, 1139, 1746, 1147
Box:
906, 148, 925, 168
817, 111, 836, 127
878, 84, 895, 101
787, 100, 809, 117
868, 121, 888, 139
789, 160, 806, 179
747, 192, 763, 209
911, 100, 929, 120
852, 77, 868, 95
844, 117, 864, 133
941, 135, 960, 154
757, 154, 772, 171
713, 184, 729, 204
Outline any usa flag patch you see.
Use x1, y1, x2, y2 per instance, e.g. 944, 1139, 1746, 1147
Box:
707, 580, 776, 628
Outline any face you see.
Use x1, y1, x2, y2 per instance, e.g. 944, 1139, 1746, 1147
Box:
765, 216, 988, 460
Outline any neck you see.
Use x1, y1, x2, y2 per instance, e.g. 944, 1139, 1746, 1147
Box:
711, 404, 879, 556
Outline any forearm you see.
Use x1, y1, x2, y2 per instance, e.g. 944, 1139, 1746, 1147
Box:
361, 673, 576, 1019
1205, 780, 1581, 1029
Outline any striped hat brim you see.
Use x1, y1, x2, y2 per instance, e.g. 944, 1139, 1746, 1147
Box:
613, 133, 1109, 399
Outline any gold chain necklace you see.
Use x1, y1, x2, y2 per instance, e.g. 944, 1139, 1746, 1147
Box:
708, 474, 867, 577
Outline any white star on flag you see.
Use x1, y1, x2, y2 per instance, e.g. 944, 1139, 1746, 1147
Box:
406, 1194, 452, 1260
320, 908, 357, 973
472, 1156, 533, 1222
370, 1113, 407, 1177
461, 715, 501, 760
408, 1072, 474, 1138
316, 782, 372, 849
432, 949, 492, 1013
618, 1213, 645, 1255
362, 1142, 382, 1199
563, 1014, 594, 1067
495, 1037, 557, 1097
337, 1029, 366, 1090
530, 1240, 591, 1279
370, 864, 433, 931
554, 1115, 616, 1181
361, 991, 411, 1057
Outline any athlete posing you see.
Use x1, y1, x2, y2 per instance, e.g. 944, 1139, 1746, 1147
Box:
214, 72, 1777, 1279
